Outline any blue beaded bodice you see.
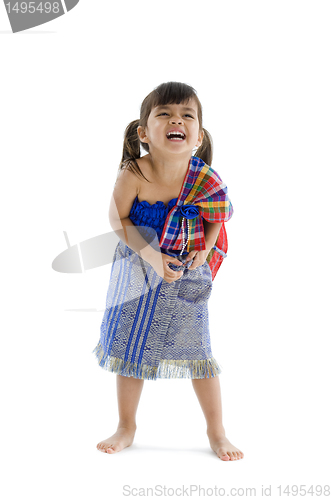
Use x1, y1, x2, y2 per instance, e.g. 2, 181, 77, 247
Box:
129, 195, 188, 256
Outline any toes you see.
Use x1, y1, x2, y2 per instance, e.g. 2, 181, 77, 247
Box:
216, 445, 244, 461
217, 447, 230, 462
108, 443, 121, 453
219, 449, 230, 460
229, 452, 238, 460
97, 441, 121, 454
97, 443, 109, 453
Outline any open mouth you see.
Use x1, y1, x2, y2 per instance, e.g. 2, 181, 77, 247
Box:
166, 131, 186, 141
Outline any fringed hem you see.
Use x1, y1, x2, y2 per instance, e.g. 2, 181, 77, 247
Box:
92, 341, 222, 381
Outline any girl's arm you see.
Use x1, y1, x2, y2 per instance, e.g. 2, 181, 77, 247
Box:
185, 219, 222, 270
202, 219, 222, 252
109, 167, 157, 262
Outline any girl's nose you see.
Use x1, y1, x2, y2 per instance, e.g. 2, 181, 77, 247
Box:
169, 116, 184, 125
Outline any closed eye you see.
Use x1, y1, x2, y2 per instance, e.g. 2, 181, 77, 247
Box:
157, 113, 194, 118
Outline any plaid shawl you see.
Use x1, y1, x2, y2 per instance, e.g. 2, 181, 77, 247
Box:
159, 156, 234, 280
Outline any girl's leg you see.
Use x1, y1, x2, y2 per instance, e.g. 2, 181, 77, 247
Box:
191, 376, 244, 461
96, 374, 144, 454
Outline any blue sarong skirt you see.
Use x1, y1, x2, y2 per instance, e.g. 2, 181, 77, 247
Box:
92, 240, 221, 380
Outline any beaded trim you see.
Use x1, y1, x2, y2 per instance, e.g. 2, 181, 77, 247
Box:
179, 217, 190, 256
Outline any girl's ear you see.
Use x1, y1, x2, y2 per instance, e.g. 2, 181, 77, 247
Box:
137, 125, 149, 144
195, 129, 204, 148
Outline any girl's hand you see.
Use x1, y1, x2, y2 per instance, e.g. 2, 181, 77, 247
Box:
147, 251, 184, 283
184, 249, 210, 270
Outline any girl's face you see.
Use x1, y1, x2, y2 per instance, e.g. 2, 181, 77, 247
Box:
138, 98, 204, 157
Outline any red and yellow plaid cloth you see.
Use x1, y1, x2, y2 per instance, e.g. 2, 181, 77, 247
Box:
159, 156, 234, 280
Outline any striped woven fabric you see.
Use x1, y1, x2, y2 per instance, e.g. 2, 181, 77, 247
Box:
159, 156, 234, 280
93, 240, 222, 380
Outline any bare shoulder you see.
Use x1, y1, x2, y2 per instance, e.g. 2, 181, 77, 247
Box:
110, 158, 151, 223
110, 166, 139, 222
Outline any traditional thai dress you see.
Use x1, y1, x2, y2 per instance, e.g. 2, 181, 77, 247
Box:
92, 156, 233, 380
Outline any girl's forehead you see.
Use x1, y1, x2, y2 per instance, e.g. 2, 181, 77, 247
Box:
152, 100, 198, 113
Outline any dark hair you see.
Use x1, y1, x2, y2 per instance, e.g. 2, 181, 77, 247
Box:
120, 82, 213, 181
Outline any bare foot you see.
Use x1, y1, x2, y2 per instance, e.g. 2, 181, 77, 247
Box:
96, 426, 136, 454
208, 433, 244, 461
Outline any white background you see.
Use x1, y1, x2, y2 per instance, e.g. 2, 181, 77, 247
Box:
1, 1, 331, 499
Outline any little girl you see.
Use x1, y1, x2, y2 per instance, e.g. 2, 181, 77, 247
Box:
93, 82, 243, 461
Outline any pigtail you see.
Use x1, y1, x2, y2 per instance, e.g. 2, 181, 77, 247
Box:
119, 119, 151, 182
194, 128, 213, 166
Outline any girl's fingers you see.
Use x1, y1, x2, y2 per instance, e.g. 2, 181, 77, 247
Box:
168, 268, 183, 276
170, 259, 183, 266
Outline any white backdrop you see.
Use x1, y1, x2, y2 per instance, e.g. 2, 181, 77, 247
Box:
1, 1, 331, 499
